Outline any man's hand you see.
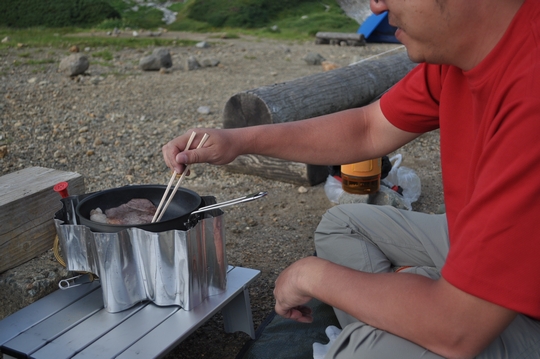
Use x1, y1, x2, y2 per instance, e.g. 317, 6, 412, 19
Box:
162, 128, 241, 174
274, 257, 325, 323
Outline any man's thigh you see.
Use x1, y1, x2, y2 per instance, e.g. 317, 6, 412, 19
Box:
314, 204, 449, 273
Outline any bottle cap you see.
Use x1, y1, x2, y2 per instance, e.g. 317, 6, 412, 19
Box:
54, 182, 70, 198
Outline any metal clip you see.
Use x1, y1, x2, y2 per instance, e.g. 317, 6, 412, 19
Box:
58, 274, 94, 290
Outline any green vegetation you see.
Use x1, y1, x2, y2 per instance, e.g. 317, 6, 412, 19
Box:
0, 28, 195, 50
0, 0, 360, 45
172, 0, 358, 38
92, 49, 114, 61
0, 0, 120, 28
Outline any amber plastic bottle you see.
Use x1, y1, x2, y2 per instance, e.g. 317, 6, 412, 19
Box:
341, 158, 382, 195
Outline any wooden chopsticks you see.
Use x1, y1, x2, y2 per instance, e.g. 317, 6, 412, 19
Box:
152, 132, 209, 223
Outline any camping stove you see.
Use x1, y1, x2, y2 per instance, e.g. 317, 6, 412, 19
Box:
54, 195, 227, 313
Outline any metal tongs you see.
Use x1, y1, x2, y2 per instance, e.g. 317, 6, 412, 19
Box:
191, 191, 268, 215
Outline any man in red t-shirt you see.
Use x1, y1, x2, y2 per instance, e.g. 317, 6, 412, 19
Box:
163, 0, 540, 357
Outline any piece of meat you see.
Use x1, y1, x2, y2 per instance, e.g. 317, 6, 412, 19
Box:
97, 198, 157, 225
90, 207, 108, 223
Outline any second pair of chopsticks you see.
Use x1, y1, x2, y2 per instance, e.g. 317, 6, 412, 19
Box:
152, 131, 209, 223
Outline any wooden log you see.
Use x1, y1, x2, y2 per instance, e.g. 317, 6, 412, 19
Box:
0, 167, 85, 273
222, 51, 416, 186
315, 32, 365, 41
225, 155, 329, 187
224, 52, 415, 128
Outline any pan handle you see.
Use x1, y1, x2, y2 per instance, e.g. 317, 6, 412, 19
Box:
190, 191, 267, 215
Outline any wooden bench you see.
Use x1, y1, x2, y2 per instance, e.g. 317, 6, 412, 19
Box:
0, 266, 260, 359
315, 31, 366, 46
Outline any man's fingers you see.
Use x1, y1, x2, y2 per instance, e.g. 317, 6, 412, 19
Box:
276, 305, 314, 323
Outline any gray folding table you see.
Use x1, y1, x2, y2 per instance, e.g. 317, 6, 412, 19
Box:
0, 266, 260, 359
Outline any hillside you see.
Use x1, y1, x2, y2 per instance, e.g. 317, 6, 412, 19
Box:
0, 0, 360, 38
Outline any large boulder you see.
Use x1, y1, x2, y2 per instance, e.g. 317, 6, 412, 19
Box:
59, 53, 89, 76
139, 48, 172, 71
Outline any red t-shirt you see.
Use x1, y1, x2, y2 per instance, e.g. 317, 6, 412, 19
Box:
380, 0, 540, 319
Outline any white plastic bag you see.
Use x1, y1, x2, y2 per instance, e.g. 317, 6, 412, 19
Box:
324, 175, 344, 204
313, 325, 342, 359
382, 154, 421, 210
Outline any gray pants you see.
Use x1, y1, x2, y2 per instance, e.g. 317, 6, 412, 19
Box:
314, 204, 540, 359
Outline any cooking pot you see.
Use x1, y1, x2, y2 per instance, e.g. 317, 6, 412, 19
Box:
76, 185, 202, 233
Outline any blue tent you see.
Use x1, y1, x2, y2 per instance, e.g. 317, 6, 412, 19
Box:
358, 12, 400, 43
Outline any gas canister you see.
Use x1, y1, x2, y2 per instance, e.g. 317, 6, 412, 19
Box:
341, 158, 382, 195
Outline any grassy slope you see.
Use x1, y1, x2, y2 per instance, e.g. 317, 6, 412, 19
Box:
0, 0, 360, 49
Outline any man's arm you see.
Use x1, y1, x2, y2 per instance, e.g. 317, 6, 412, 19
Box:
274, 257, 517, 359
162, 100, 420, 173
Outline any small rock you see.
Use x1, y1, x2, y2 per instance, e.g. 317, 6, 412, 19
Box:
86, 150, 95, 156
200, 57, 220, 67
436, 204, 446, 214
270, 25, 279, 32
321, 61, 340, 71
159, 67, 171, 74
1, 36, 9, 43
93, 138, 103, 146
27, 78, 37, 84
0, 145, 8, 158
196, 41, 210, 48
90, 76, 102, 85
69, 45, 79, 53
79, 126, 89, 133
133, 31, 139, 37
186, 56, 201, 71
197, 106, 210, 115
303, 52, 326, 65
58, 53, 89, 76
298, 186, 308, 194
139, 48, 172, 71
84, 47, 91, 52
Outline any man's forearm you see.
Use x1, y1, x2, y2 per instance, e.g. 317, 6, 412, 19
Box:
294, 257, 516, 359
236, 102, 418, 165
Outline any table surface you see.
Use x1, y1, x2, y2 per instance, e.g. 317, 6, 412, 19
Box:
0, 266, 260, 359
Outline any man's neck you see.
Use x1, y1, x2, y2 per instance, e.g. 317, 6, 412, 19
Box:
454, 0, 526, 70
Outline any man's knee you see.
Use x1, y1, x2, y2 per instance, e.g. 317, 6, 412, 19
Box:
315, 204, 373, 238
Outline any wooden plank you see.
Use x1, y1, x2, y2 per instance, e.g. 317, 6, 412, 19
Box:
315, 31, 364, 41
225, 154, 329, 186
0, 167, 85, 272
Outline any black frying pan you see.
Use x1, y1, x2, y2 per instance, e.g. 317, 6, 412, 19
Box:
76, 185, 202, 233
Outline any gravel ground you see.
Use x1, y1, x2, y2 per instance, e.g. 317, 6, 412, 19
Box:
0, 32, 442, 359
